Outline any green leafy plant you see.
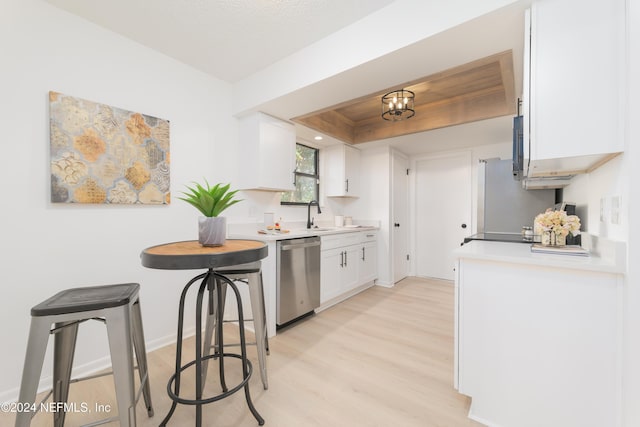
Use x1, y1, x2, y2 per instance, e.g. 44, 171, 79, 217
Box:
179, 180, 242, 217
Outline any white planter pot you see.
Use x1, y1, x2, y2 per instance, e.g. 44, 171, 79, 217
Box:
198, 216, 226, 246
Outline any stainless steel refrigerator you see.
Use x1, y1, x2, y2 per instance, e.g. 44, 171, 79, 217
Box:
478, 158, 555, 233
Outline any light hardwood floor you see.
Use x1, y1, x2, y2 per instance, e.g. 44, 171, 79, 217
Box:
3, 277, 484, 427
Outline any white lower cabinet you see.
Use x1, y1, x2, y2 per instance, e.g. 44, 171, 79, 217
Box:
320, 231, 377, 305
320, 246, 357, 303
456, 256, 622, 427
358, 236, 377, 285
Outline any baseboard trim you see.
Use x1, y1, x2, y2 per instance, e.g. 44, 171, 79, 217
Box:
374, 280, 394, 288
316, 282, 375, 312
1, 327, 196, 404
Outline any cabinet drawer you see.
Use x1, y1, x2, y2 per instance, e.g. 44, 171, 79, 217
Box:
321, 232, 361, 251
360, 231, 377, 243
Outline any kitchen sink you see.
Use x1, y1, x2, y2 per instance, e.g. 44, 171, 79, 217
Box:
296, 227, 336, 233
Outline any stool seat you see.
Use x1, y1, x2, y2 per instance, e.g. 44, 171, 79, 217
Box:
31, 283, 140, 316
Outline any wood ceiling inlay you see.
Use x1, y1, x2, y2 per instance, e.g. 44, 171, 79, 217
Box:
292, 50, 516, 144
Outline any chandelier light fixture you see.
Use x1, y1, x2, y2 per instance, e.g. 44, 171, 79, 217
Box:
381, 89, 415, 121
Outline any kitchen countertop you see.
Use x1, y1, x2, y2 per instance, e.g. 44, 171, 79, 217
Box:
463, 232, 540, 244
454, 239, 626, 274
228, 225, 379, 242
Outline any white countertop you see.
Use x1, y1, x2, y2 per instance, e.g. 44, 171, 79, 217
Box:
228, 225, 379, 242
454, 239, 626, 274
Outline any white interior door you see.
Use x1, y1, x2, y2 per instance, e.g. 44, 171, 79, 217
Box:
392, 152, 409, 283
415, 152, 472, 280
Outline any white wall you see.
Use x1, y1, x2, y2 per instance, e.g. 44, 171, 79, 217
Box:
350, 146, 393, 285
562, 155, 628, 240
0, 0, 239, 401
622, 0, 640, 424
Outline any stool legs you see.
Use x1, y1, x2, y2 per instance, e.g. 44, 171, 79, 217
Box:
202, 272, 269, 390
215, 274, 264, 426
163, 270, 263, 427
215, 277, 228, 393
105, 305, 136, 427
15, 317, 51, 427
201, 278, 217, 392
247, 272, 268, 389
131, 300, 154, 417
52, 321, 79, 427
201, 277, 230, 393
161, 272, 207, 426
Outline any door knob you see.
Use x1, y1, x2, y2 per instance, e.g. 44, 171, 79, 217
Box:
394, 223, 400, 227
461, 223, 467, 229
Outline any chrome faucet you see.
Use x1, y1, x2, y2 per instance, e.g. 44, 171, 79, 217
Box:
306, 200, 322, 229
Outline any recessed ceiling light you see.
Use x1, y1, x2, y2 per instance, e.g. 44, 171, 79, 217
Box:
314, 136, 323, 141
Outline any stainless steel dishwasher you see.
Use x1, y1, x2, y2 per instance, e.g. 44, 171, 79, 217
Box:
276, 236, 321, 326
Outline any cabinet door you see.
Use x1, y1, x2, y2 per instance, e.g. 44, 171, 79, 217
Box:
457, 258, 620, 427
358, 241, 377, 285
343, 145, 360, 196
324, 144, 360, 197
342, 245, 360, 292
237, 112, 295, 191
320, 248, 344, 303
260, 115, 296, 191
528, 0, 624, 169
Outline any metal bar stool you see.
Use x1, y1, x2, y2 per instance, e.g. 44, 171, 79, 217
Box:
15, 283, 154, 427
140, 239, 267, 427
158, 270, 264, 427
202, 261, 269, 390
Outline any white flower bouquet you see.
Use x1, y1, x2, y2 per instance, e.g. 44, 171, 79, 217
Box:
534, 209, 581, 245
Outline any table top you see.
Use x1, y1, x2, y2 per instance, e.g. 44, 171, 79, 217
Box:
141, 240, 268, 270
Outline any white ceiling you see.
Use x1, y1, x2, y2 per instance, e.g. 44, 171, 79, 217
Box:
45, 0, 394, 83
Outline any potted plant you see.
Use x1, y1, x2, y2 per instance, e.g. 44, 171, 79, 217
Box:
179, 180, 242, 246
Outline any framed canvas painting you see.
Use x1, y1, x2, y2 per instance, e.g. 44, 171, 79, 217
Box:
49, 91, 170, 204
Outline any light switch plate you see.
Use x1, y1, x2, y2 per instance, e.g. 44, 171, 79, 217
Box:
610, 196, 621, 225
600, 197, 607, 222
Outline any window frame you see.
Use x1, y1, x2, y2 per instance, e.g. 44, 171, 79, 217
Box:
281, 142, 320, 206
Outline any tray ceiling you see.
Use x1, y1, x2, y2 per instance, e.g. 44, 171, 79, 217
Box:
292, 50, 516, 144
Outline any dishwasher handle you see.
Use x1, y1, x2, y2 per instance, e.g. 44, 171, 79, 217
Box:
280, 240, 321, 251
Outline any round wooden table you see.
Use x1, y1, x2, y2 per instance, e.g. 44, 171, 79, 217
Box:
141, 239, 268, 270
141, 240, 268, 427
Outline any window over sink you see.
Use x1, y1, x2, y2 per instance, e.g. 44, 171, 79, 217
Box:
281, 143, 319, 205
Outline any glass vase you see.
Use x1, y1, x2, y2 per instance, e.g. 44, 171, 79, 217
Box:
541, 231, 566, 246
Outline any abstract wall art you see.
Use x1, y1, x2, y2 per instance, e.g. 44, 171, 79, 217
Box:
49, 91, 170, 204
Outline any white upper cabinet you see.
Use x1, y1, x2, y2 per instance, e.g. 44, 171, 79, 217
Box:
237, 112, 296, 191
324, 144, 360, 197
524, 0, 625, 178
